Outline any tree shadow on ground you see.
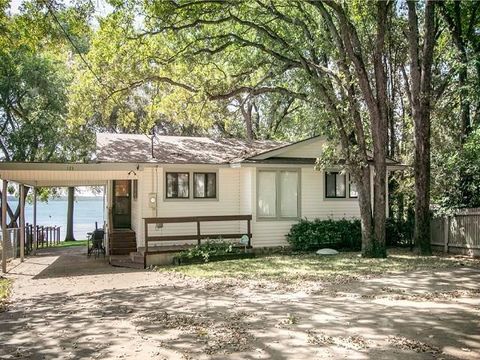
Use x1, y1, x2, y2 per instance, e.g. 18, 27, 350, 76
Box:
1, 265, 479, 359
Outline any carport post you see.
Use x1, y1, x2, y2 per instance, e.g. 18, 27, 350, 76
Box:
33, 187, 37, 255
2, 180, 8, 273
19, 183, 25, 262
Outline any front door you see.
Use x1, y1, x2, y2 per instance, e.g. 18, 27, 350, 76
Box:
112, 180, 131, 229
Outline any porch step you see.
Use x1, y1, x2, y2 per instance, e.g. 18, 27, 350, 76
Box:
110, 255, 144, 269
137, 244, 195, 255
109, 229, 136, 256
129, 251, 145, 264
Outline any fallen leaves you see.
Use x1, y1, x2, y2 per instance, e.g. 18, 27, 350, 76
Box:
134, 310, 254, 355
388, 335, 441, 354
307, 330, 370, 351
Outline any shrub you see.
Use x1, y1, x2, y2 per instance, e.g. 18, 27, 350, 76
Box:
386, 218, 414, 247
286, 218, 361, 251
174, 239, 244, 263
287, 218, 413, 251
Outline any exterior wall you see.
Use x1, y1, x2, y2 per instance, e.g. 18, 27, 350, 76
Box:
274, 139, 327, 158
302, 167, 360, 219
134, 164, 362, 249
136, 166, 243, 248
250, 166, 360, 248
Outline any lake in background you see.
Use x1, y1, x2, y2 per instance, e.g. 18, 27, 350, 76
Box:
7, 196, 105, 240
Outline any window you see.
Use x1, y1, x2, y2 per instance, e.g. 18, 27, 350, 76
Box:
166, 172, 189, 198
257, 169, 300, 219
349, 175, 358, 198
280, 171, 298, 217
194, 173, 217, 198
325, 172, 346, 198
258, 171, 277, 217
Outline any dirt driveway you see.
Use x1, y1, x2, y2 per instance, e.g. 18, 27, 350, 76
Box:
0, 246, 479, 359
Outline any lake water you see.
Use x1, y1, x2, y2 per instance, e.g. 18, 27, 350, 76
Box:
8, 197, 105, 240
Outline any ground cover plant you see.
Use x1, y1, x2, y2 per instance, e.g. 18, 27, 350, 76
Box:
158, 249, 480, 285
0, 277, 11, 312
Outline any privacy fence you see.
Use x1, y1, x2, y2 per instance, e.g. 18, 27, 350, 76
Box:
431, 208, 480, 255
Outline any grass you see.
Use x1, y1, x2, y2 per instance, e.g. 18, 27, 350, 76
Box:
0, 277, 11, 311
157, 249, 480, 284
52, 240, 88, 248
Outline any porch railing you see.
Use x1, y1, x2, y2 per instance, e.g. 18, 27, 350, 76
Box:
143, 215, 252, 256
27, 224, 61, 249
0, 224, 60, 260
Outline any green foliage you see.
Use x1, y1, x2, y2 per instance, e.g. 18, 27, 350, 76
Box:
0, 1, 93, 163
287, 219, 362, 251
0, 277, 11, 311
174, 239, 245, 263
433, 129, 480, 212
287, 218, 414, 251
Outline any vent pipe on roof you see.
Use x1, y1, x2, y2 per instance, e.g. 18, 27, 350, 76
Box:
150, 128, 156, 159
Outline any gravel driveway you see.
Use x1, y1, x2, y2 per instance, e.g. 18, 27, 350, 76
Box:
0, 246, 479, 359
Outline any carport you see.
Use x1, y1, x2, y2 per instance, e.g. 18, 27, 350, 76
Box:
0, 162, 138, 273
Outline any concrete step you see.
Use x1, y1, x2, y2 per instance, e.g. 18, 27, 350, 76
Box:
129, 251, 144, 264
110, 255, 144, 269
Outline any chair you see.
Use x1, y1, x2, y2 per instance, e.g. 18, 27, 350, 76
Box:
87, 229, 105, 258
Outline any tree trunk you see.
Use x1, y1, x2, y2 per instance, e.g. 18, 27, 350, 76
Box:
407, 0, 436, 255
65, 187, 75, 241
352, 167, 374, 255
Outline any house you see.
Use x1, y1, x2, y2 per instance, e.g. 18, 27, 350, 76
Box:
0, 133, 401, 267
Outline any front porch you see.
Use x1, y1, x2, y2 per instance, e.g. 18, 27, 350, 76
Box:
0, 163, 139, 273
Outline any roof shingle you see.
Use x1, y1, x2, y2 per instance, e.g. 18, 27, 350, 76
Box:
95, 133, 286, 164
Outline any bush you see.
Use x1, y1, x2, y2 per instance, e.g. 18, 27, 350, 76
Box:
287, 218, 413, 251
174, 239, 246, 264
386, 218, 414, 247
286, 218, 362, 251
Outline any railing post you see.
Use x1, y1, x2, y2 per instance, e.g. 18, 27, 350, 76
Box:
197, 220, 201, 246
19, 184, 25, 261
144, 219, 149, 254
2, 180, 8, 273
247, 218, 251, 248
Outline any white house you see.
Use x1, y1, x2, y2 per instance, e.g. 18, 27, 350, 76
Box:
0, 133, 401, 267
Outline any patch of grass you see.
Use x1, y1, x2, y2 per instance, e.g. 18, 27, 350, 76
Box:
0, 277, 11, 311
53, 240, 88, 248
157, 249, 480, 284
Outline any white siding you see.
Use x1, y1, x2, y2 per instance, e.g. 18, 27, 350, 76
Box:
278, 139, 327, 158
250, 167, 361, 248
302, 168, 360, 219
136, 167, 243, 247
239, 167, 253, 215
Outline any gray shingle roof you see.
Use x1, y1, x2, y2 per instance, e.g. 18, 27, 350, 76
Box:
95, 133, 286, 164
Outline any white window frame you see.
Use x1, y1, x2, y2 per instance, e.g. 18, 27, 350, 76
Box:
256, 168, 301, 221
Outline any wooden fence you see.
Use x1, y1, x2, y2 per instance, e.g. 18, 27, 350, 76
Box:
143, 214, 252, 255
431, 208, 480, 255
26, 224, 61, 250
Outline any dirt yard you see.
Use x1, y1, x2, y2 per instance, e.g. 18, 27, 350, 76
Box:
0, 246, 479, 359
